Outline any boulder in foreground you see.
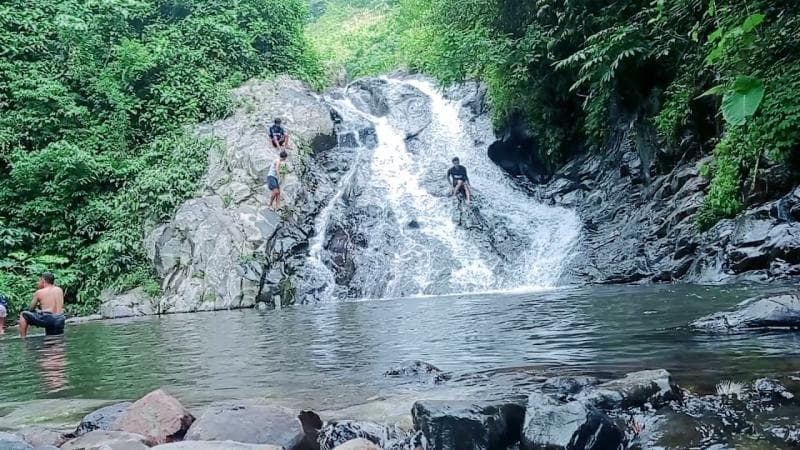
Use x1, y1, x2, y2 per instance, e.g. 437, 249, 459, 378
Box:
60, 430, 151, 450
0, 432, 33, 450
111, 389, 194, 444
579, 369, 681, 409
412, 399, 525, 450
185, 401, 306, 447
75, 402, 132, 436
152, 441, 281, 449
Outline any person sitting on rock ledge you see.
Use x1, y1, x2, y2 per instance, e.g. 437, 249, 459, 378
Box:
447, 156, 472, 205
19, 272, 65, 338
0, 293, 8, 335
268, 151, 289, 210
269, 118, 290, 150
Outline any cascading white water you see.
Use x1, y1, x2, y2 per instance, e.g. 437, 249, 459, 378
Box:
304, 77, 581, 300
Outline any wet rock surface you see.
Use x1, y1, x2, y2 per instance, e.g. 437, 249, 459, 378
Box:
0, 432, 34, 450
579, 369, 680, 409
384, 361, 451, 384
60, 430, 152, 450
185, 401, 305, 447
75, 402, 132, 436
691, 293, 800, 331
411, 399, 525, 450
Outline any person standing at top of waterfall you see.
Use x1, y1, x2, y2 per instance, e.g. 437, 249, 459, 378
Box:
447, 157, 472, 204
269, 118, 289, 150
268, 151, 288, 210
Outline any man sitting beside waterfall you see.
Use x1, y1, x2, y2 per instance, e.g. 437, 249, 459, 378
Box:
269, 118, 289, 150
19, 272, 65, 338
447, 157, 472, 205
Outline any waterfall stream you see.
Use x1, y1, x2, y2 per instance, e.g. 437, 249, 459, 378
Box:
300, 77, 581, 301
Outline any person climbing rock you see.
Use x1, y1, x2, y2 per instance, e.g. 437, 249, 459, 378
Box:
0, 293, 8, 335
268, 151, 289, 210
19, 272, 65, 338
269, 118, 290, 150
447, 157, 472, 204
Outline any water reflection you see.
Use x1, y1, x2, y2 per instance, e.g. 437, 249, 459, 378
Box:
2, 284, 799, 411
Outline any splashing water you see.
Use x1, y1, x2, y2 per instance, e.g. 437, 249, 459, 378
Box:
303, 77, 581, 301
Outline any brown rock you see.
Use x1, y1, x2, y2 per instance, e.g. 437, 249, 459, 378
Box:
333, 439, 384, 450
112, 389, 194, 444
60, 430, 150, 450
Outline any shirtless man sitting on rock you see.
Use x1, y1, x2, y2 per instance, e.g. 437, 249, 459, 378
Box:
19, 272, 66, 338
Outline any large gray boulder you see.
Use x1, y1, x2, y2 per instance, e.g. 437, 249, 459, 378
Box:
111, 389, 194, 444
0, 432, 34, 450
691, 294, 800, 331
520, 393, 623, 450
13, 427, 65, 448
75, 402, 132, 436
60, 430, 151, 450
185, 401, 306, 447
411, 399, 525, 450
129, 77, 335, 314
98, 289, 154, 319
579, 369, 680, 409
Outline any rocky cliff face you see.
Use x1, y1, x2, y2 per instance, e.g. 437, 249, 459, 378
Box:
123, 77, 337, 315
523, 112, 800, 285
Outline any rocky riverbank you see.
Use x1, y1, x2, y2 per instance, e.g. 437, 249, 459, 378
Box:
4, 363, 800, 450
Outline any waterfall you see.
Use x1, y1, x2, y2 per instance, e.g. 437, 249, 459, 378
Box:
299, 77, 581, 301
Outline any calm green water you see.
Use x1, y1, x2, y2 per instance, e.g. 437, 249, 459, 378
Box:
1, 284, 799, 416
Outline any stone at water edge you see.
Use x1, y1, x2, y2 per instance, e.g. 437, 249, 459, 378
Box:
411, 399, 525, 450
383, 360, 451, 384
151, 441, 282, 449
111, 389, 194, 444
520, 392, 624, 450
578, 369, 681, 410
333, 438, 384, 450
75, 402, 132, 436
0, 431, 34, 450
60, 430, 151, 450
13, 426, 65, 447
184, 401, 307, 448
690, 294, 800, 332
316, 420, 424, 450
541, 376, 599, 396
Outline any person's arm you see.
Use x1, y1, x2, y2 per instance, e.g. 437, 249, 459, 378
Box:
29, 292, 39, 312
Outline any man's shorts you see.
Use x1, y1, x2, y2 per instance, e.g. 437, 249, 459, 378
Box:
0, 304, 6, 318
267, 175, 280, 191
271, 138, 286, 148
22, 311, 65, 335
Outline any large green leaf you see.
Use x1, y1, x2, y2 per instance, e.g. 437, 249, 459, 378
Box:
722, 76, 765, 126
741, 13, 765, 33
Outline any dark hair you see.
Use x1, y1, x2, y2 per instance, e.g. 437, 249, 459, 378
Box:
41, 272, 55, 285
279, 151, 288, 159
274, 118, 282, 124
452, 157, 460, 163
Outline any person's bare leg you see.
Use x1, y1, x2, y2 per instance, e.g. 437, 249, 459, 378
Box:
0, 317, 5, 334
465, 184, 472, 204
19, 314, 28, 338
275, 189, 281, 210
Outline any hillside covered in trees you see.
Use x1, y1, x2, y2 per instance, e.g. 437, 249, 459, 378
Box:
309, 0, 800, 228
0, 0, 323, 315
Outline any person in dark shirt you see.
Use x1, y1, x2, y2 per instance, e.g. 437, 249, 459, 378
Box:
269, 118, 289, 149
446, 156, 472, 204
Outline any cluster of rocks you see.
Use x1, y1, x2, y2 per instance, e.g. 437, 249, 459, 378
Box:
690, 292, 800, 332
504, 98, 800, 284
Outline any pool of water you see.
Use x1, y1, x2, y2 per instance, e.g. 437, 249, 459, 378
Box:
2, 284, 799, 420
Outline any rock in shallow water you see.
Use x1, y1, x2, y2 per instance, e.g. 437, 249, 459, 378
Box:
317, 420, 425, 450
75, 402, 132, 436
690, 294, 800, 331
520, 392, 624, 450
61, 430, 151, 450
185, 401, 306, 447
111, 389, 194, 444
579, 369, 680, 409
0, 432, 34, 450
411, 399, 525, 450
152, 441, 281, 449
333, 438, 384, 450
13, 426, 65, 447
383, 360, 451, 384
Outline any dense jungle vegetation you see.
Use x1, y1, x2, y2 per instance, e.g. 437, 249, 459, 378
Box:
309, 0, 800, 227
0, 0, 323, 315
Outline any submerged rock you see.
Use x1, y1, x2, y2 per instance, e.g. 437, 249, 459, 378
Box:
75, 402, 132, 436
111, 389, 194, 444
520, 392, 624, 450
185, 401, 306, 447
690, 294, 800, 331
384, 361, 451, 384
411, 399, 525, 450
542, 376, 599, 396
580, 369, 680, 409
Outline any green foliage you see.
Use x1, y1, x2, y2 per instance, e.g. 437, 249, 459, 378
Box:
721, 76, 764, 126
0, 0, 322, 318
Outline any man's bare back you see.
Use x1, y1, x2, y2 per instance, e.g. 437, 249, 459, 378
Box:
34, 285, 64, 314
